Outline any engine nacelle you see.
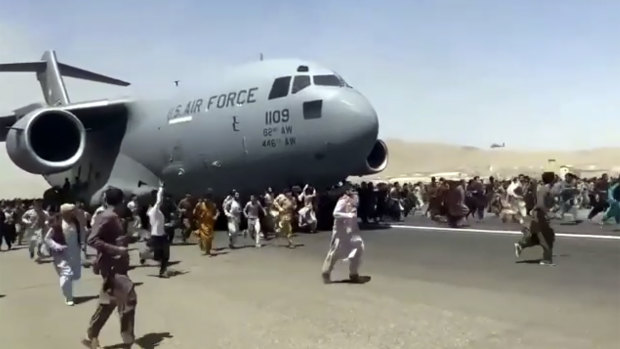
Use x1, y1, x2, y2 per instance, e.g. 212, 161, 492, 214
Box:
354, 139, 389, 176
5, 108, 86, 175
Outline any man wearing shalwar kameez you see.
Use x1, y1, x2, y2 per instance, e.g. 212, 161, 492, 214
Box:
223, 191, 242, 249
321, 188, 365, 284
507, 178, 527, 226
514, 172, 557, 265
193, 192, 219, 255
44, 204, 82, 306
444, 181, 469, 227
243, 195, 266, 248
274, 189, 297, 248
177, 194, 195, 243
75, 201, 90, 259
84, 187, 137, 349
22, 199, 49, 262
263, 188, 277, 237
297, 184, 318, 233
601, 179, 620, 227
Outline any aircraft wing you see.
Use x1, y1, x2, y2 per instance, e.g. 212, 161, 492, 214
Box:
0, 113, 18, 140
59, 98, 134, 129
0, 98, 134, 141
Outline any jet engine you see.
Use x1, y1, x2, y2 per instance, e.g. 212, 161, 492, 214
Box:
5, 108, 86, 175
356, 139, 388, 175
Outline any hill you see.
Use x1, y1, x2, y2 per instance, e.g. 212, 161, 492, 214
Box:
375, 140, 620, 178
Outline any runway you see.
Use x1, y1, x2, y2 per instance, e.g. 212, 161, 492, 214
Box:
390, 208, 620, 238
0, 216, 618, 348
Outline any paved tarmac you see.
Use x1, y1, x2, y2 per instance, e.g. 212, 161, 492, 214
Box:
0, 215, 618, 348
396, 208, 620, 236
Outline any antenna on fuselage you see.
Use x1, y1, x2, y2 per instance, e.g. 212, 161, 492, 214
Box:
174, 80, 180, 87
259, 53, 263, 61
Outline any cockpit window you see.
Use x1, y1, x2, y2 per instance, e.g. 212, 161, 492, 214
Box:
313, 74, 345, 87
292, 75, 311, 94
268, 76, 291, 100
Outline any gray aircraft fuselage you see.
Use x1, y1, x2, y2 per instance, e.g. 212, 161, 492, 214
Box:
31, 58, 387, 205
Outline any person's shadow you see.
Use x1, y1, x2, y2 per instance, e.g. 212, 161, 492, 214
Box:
104, 332, 173, 348
73, 295, 98, 305
331, 276, 372, 284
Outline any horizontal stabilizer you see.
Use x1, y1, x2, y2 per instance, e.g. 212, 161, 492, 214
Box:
0, 61, 130, 86
0, 62, 43, 72
0, 50, 130, 105
58, 62, 130, 86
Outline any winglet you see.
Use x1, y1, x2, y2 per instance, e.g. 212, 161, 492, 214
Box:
0, 50, 130, 106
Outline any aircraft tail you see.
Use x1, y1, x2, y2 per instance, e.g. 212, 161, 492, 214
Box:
0, 50, 130, 106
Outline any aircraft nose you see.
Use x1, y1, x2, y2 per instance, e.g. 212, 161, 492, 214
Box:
330, 89, 379, 143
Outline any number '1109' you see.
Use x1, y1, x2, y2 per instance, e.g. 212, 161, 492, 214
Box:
265, 109, 290, 125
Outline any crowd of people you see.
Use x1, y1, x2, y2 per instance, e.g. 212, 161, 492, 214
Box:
359, 172, 620, 265
0, 171, 619, 347
357, 172, 620, 228
1, 172, 619, 259
0, 182, 365, 348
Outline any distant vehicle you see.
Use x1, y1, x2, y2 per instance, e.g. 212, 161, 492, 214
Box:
0, 50, 387, 206
490, 142, 505, 148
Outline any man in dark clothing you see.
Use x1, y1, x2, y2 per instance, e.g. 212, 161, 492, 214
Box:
43, 186, 62, 213
524, 178, 538, 215
375, 184, 388, 222
83, 187, 137, 349
588, 174, 610, 220
514, 172, 556, 265
467, 176, 486, 221
358, 182, 371, 224
445, 180, 468, 227
485, 176, 497, 213
161, 194, 177, 244
0, 208, 12, 251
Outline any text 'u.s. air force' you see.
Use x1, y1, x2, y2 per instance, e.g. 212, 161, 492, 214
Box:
167, 87, 258, 119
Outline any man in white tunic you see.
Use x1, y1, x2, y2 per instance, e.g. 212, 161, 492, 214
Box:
146, 184, 170, 277
507, 177, 527, 225
321, 188, 365, 284
44, 204, 82, 306
298, 184, 318, 233
22, 199, 49, 262
243, 195, 266, 247
126, 195, 142, 240
75, 201, 90, 259
223, 191, 242, 249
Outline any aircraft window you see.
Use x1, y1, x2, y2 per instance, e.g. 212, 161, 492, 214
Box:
292, 75, 311, 94
313, 74, 344, 87
268, 76, 291, 100
335, 73, 352, 88
303, 100, 322, 119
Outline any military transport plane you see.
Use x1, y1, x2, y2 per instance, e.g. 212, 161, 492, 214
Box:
0, 50, 387, 206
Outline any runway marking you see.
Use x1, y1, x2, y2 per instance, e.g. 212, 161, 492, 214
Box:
388, 224, 620, 241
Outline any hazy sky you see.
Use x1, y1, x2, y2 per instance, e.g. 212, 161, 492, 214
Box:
1, 0, 619, 151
